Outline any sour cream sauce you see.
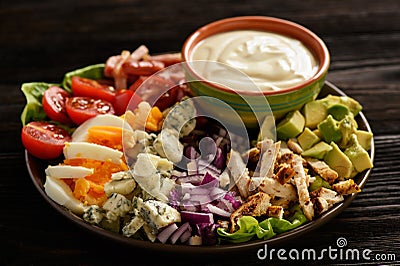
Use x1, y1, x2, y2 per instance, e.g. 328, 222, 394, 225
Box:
190, 30, 319, 92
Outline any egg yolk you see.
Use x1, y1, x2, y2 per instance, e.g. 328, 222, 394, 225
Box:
87, 126, 124, 151
64, 158, 128, 206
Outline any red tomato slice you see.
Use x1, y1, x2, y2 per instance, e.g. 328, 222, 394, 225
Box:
65, 96, 115, 125
129, 75, 178, 111
21, 121, 72, 160
113, 89, 142, 116
71, 76, 116, 103
42, 86, 73, 124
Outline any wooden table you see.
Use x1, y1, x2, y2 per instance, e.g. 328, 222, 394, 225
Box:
1, 0, 399, 265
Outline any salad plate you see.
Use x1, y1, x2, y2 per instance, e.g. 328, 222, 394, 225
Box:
25, 80, 374, 255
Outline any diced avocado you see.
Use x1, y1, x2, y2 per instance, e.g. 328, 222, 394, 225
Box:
327, 104, 350, 121
318, 115, 342, 143
297, 127, 321, 150
303, 100, 328, 129
325, 95, 362, 116
276, 110, 305, 140
301, 141, 333, 159
313, 128, 322, 139
309, 175, 331, 192
337, 114, 358, 148
355, 130, 373, 151
344, 134, 373, 172
324, 142, 353, 179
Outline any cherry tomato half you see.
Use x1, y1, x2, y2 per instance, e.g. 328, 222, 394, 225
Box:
129, 75, 178, 111
71, 76, 116, 103
113, 89, 142, 116
65, 96, 115, 125
21, 121, 72, 160
42, 86, 73, 124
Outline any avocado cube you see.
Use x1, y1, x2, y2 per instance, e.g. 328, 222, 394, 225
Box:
297, 127, 321, 150
355, 130, 373, 151
301, 141, 333, 159
324, 142, 353, 179
344, 134, 373, 172
276, 110, 305, 140
303, 100, 328, 129
318, 115, 342, 143
327, 104, 350, 121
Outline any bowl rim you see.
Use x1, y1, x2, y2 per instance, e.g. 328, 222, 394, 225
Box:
181, 16, 330, 96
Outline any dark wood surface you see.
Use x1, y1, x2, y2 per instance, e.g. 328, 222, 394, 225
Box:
1, 0, 399, 265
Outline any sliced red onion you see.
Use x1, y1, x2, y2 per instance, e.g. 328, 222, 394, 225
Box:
169, 222, 190, 244
206, 203, 231, 218
179, 229, 192, 243
187, 160, 198, 175
156, 223, 178, 244
180, 211, 214, 224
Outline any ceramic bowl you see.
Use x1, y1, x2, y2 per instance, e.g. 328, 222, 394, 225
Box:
181, 16, 330, 129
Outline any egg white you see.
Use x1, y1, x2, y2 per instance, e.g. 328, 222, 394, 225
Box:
71, 114, 133, 142
45, 165, 94, 179
63, 141, 123, 165
44, 176, 84, 215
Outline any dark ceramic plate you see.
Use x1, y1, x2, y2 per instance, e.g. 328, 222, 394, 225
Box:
25, 81, 374, 255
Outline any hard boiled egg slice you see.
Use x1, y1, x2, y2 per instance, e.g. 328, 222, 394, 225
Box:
44, 176, 84, 215
63, 141, 123, 165
45, 165, 94, 179
72, 114, 132, 142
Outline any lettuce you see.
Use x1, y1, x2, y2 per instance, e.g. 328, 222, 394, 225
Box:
217, 205, 307, 243
61, 63, 105, 92
20, 82, 56, 126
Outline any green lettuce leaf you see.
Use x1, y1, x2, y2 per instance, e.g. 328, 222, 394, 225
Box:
20, 82, 56, 126
217, 204, 308, 243
61, 63, 105, 92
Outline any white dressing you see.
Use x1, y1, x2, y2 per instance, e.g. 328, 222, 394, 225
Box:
191, 30, 318, 91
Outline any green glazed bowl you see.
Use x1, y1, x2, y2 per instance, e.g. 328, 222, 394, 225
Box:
181, 16, 330, 129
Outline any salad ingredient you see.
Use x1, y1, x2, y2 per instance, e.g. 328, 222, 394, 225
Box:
21, 121, 72, 160
113, 89, 142, 116
44, 175, 85, 214
307, 159, 338, 184
146, 52, 182, 67
87, 126, 124, 151
62, 64, 105, 92
42, 86, 73, 124
355, 130, 373, 151
331, 179, 361, 195
71, 114, 127, 142
301, 141, 333, 159
104, 45, 149, 90
190, 30, 319, 91
45, 165, 94, 179
135, 75, 180, 111
276, 110, 305, 140
157, 223, 179, 244
324, 142, 353, 179
297, 127, 320, 151
122, 60, 165, 76
63, 142, 123, 165
303, 100, 328, 129
327, 104, 350, 121
318, 115, 342, 143
218, 205, 307, 243
65, 96, 115, 125
71, 76, 116, 103
180, 211, 214, 224
145, 106, 163, 132
21, 82, 54, 126
344, 134, 374, 173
